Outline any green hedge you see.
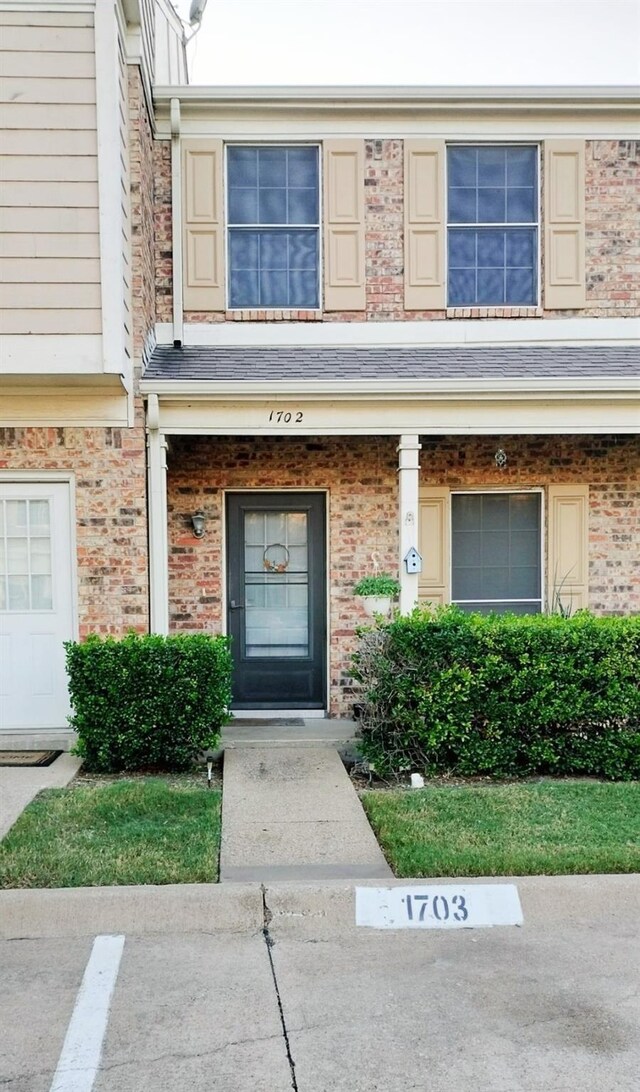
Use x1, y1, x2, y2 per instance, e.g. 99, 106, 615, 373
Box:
352, 608, 640, 780
65, 633, 232, 772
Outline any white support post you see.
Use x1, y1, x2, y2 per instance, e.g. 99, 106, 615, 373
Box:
397, 433, 422, 614
170, 97, 184, 346
147, 395, 169, 633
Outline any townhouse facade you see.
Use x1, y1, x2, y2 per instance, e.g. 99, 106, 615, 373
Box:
1, 0, 639, 735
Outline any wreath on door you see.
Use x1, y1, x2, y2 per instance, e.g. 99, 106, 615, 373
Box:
263, 543, 290, 573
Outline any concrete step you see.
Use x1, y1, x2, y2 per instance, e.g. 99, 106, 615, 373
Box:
222, 717, 359, 750
219, 746, 391, 883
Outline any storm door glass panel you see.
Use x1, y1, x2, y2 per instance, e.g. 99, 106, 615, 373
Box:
451, 492, 541, 614
243, 510, 309, 657
0, 498, 52, 612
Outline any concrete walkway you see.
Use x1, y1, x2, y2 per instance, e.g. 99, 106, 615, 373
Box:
219, 746, 392, 882
0, 753, 82, 840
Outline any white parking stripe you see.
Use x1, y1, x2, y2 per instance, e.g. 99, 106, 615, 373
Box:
49, 934, 125, 1092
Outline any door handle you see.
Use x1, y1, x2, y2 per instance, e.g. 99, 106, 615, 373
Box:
229, 599, 244, 610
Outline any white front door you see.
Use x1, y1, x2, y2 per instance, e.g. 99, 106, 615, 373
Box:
0, 481, 75, 732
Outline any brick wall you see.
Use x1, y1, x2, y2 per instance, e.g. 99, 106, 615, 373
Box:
165, 433, 639, 715
153, 138, 640, 325
166, 436, 399, 715
0, 427, 149, 636
128, 67, 156, 367
581, 140, 640, 317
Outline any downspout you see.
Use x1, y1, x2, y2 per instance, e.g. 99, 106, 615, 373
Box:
170, 96, 184, 347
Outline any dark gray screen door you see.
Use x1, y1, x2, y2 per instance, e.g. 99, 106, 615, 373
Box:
226, 492, 326, 708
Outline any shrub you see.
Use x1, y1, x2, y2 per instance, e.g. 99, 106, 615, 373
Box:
352, 607, 640, 780
65, 633, 232, 772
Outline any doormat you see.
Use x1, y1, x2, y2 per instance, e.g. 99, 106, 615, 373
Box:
233, 719, 305, 727
0, 750, 62, 767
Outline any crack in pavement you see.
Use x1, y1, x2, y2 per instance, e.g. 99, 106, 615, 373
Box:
261, 884, 299, 1092
97, 1032, 286, 1071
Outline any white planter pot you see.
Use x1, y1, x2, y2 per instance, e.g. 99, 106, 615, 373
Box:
359, 595, 392, 618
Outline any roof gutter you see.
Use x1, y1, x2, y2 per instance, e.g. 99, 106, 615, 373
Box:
153, 84, 640, 107
139, 376, 640, 399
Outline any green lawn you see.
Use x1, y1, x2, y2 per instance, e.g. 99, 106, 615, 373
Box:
361, 781, 640, 877
0, 777, 221, 888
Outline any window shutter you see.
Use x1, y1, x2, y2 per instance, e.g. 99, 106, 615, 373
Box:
404, 140, 445, 310
182, 139, 225, 311
548, 485, 589, 613
323, 140, 365, 311
544, 140, 586, 309
418, 487, 450, 606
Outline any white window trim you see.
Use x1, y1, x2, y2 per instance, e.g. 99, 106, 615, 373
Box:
445, 142, 542, 310
449, 487, 546, 613
224, 142, 323, 313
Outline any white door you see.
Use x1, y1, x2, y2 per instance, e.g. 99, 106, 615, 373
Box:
0, 482, 75, 731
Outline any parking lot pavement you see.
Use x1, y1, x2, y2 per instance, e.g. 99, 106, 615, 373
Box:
1, 876, 639, 1092
0, 936, 96, 1092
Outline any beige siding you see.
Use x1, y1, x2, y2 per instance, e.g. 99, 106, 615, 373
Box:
1, 130, 97, 156
0, 10, 100, 336
0, 310, 101, 335
118, 31, 132, 364
0, 233, 100, 258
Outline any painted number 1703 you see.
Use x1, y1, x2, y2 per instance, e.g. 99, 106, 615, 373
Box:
404, 892, 468, 923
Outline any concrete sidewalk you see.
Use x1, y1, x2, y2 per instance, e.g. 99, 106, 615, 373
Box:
0, 753, 82, 840
219, 746, 392, 882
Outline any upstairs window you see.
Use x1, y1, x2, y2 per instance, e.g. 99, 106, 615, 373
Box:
447, 145, 538, 307
227, 145, 320, 310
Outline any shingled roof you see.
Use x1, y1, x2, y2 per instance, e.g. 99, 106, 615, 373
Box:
145, 344, 639, 382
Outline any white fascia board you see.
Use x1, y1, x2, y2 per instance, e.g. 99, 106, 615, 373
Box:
0, 1, 95, 8
153, 85, 640, 105
0, 335, 104, 373
139, 377, 639, 399
152, 85, 640, 139
155, 317, 640, 347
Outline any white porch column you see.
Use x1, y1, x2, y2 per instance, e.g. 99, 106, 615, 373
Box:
397, 433, 422, 614
147, 395, 169, 633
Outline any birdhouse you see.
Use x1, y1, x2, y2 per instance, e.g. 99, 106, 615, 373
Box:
404, 547, 422, 574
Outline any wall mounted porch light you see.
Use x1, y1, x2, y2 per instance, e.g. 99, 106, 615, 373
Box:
191, 511, 206, 538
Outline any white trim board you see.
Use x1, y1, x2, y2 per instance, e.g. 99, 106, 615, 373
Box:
155, 317, 640, 348
0, 336, 104, 374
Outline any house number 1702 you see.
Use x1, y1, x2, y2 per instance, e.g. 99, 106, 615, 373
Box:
268, 410, 304, 423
